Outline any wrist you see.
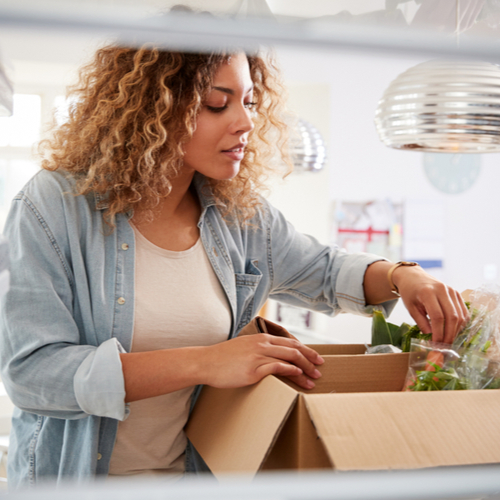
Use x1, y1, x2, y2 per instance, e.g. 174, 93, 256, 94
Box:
184, 346, 212, 386
389, 261, 420, 296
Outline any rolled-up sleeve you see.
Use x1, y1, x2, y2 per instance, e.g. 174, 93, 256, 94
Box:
74, 338, 129, 421
0, 188, 128, 421
334, 251, 396, 317
267, 201, 397, 318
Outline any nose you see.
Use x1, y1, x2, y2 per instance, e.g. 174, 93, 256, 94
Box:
230, 104, 255, 135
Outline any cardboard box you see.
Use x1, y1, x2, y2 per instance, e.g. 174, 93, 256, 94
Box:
186, 319, 500, 478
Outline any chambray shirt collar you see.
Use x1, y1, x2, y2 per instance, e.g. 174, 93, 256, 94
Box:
94, 192, 108, 211
192, 173, 220, 211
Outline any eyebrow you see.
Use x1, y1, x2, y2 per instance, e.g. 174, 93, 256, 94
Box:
212, 84, 254, 96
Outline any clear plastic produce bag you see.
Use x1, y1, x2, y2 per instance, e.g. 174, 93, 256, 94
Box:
459, 351, 500, 390
453, 285, 500, 360
404, 285, 500, 391
404, 340, 464, 391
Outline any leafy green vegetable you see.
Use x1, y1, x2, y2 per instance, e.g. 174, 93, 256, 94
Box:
393, 322, 411, 349
371, 310, 392, 346
370, 309, 434, 352
406, 365, 465, 392
371, 309, 415, 350
401, 325, 432, 353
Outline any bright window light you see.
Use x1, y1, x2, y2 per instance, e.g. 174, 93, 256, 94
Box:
54, 95, 79, 127
54, 95, 69, 127
0, 94, 42, 147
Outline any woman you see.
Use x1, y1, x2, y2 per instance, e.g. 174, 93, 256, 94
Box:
0, 45, 467, 488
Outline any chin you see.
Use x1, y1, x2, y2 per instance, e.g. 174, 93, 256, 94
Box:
205, 165, 241, 181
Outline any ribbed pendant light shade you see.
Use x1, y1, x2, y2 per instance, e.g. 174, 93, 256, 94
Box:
291, 119, 327, 172
375, 60, 500, 153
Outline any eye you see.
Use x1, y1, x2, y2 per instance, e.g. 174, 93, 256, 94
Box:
244, 102, 257, 110
206, 105, 227, 113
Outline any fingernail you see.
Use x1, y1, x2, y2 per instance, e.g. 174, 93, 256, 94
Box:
312, 369, 321, 379
306, 379, 315, 389
316, 355, 324, 364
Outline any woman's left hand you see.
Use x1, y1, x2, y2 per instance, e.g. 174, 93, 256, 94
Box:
392, 264, 469, 344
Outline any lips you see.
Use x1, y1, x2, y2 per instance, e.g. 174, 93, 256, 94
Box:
223, 147, 244, 153
221, 143, 246, 161
222, 143, 246, 153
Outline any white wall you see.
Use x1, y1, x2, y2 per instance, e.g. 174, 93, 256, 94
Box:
266, 46, 500, 343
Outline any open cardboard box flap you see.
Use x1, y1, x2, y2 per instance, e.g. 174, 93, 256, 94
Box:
303, 390, 500, 471
186, 374, 298, 475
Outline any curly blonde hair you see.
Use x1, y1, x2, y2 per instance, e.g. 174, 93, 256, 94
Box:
39, 44, 291, 226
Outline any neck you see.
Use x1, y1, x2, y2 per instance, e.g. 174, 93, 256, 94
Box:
156, 170, 197, 220
130, 169, 201, 251
131, 169, 199, 225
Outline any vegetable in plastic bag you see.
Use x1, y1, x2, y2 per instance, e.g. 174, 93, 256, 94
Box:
404, 340, 464, 392
371, 285, 500, 391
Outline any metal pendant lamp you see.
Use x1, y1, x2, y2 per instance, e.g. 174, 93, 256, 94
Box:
375, 59, 500, 153
290, 118, 327, 172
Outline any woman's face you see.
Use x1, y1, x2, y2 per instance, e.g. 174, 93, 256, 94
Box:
182, 52, 255, 181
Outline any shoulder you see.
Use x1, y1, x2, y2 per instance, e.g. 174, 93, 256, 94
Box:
222, 196, 288, 236
15, 169, 93, 215
19, 169, 78, 202
8, 170, 99, 240
252, 195, 289, 233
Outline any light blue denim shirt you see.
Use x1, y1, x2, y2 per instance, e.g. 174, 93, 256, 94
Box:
0, 169, 396, 489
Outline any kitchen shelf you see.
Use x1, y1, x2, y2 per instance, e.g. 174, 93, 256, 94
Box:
1, 1, 500, 61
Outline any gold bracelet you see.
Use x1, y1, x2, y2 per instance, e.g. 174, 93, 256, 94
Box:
387, 261, 419, 297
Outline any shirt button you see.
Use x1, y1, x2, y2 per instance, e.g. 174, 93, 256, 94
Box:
97, 453, 102, 460
117, 297, 125, 305
121, 243, 129, 250
212, 247, 218, 257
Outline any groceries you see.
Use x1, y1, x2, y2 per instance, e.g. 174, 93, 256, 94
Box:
369, 286, 500, 391
370, 309, 429, 353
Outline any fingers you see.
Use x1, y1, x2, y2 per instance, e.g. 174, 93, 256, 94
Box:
429, 286, 467, 344
256, 361, 301, 380
263, 335, 324, 365
253, 335, 323, 390
263, 345, 322, 380
256, 362, 316, 391
286, 373, 317, 390
454, 289, 470, 328
446, 288, 469, 339
408, 304, 432, 336
408, 286, 469, 344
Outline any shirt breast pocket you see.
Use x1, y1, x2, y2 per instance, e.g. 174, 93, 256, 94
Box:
235, 259, 263, 332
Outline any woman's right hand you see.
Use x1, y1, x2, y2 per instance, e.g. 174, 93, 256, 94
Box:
201, 334, 324, 390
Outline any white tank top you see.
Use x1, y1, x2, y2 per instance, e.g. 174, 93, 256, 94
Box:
108, 224, 231, 478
